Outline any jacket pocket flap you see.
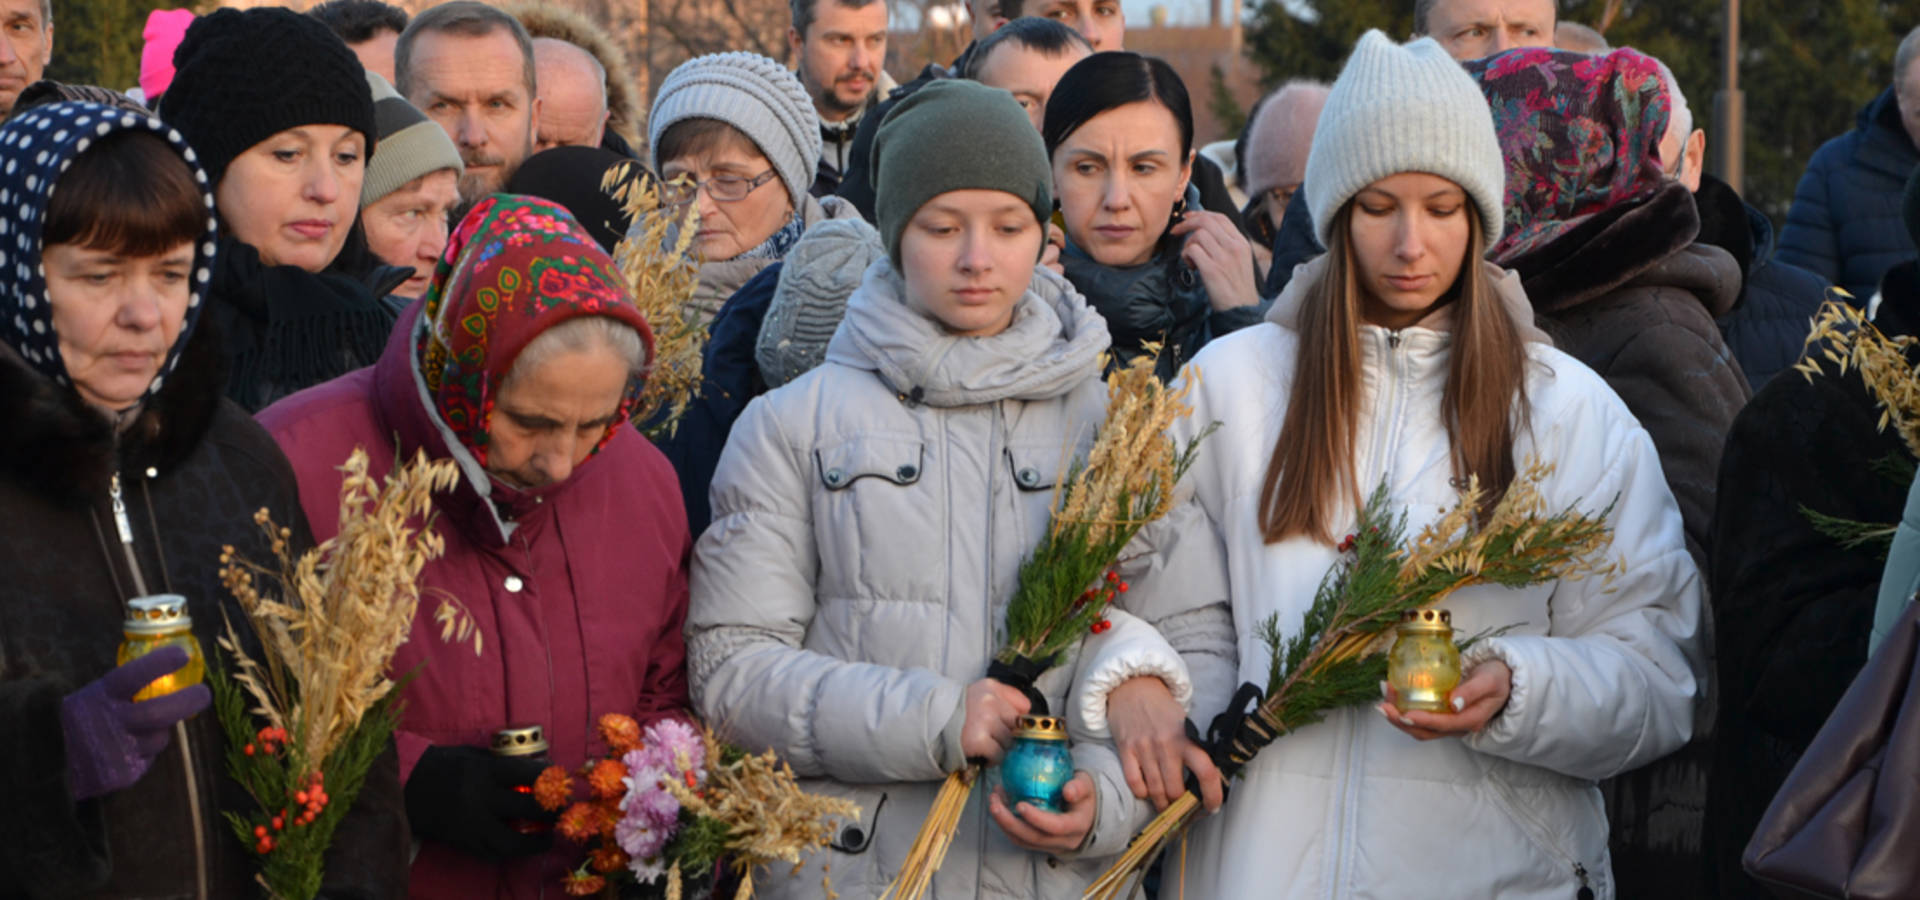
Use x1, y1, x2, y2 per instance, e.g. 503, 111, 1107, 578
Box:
1005, 444, 1071, 492
816, 438, 925, 490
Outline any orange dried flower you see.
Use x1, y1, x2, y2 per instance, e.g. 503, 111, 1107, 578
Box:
556, 802, 604, 842
533, 766, 573, 811
589, 845, 630, 874
562, 871, 606, 896
586, 759, 628, 800
598, 713, 643, 754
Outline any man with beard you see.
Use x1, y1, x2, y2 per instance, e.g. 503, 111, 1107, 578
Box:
395, 1, 541, 209
787, 0, 891, 196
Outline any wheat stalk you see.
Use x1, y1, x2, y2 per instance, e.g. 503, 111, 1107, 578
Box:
1793, 296, 1920, 459
604, 166, 705, 439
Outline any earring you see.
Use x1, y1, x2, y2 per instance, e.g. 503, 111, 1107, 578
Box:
1169, 196, 1188, 227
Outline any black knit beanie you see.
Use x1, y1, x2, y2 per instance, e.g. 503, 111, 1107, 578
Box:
158, 7, 375, 186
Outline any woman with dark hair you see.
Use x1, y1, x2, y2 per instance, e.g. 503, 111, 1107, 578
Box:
1044, 51, 1263, 381
158, 7, 407, 412
1140, 33, 1700, 896
0, 102, 407, 899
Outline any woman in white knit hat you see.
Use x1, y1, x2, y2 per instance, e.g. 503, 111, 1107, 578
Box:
648, 51, 861, 327
1134, 30, 1703, 898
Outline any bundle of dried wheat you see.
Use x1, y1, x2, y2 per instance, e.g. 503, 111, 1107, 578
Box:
604, 166, 704, 439
212, 447, 477, 898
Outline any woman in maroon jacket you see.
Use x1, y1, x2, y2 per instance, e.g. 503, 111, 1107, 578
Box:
259, 195, 691, 899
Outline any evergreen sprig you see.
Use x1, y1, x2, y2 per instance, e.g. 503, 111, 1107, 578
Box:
1085, 462, 1618, 900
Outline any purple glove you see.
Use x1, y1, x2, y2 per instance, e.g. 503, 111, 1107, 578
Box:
59, 646, 211, 801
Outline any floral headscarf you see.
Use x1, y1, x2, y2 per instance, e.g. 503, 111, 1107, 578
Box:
1465, 47, 1671, 263
416, 194, 655, 466
0, 101, 218, 402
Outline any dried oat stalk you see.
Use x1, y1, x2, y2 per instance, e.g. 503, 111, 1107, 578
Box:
661, 727, 860, 884
1791, 297, 1920, 554
212, 447, 478, 898
605, 165, 704, 439
217, 447, 476, 773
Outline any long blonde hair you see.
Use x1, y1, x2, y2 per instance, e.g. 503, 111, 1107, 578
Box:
1257, 201, 1530, 545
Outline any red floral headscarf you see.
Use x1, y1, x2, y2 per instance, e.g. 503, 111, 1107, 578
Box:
1465, 47, 1672, 264
416, 194, 655, 465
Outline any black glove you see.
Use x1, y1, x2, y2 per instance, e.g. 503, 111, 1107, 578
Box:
404, 745, 556, 860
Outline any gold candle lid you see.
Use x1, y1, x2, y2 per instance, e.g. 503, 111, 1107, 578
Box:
1014, 714, 1067, 741
492, 725, 549, 757
1397, 608, 1453, 632
123, 594, 192, 635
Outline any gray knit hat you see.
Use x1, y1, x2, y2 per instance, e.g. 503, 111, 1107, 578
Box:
361, 71, 463, 206
871, 79, 1052, 265
1304, 31, 1506, 248
648, 52, 819, 214
757, 218, 886, 387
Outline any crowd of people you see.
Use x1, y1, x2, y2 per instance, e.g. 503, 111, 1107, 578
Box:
1, 0, 1916, 897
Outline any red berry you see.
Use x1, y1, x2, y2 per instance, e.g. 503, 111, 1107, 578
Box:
295, 791, 309, 805
254, 825, 268, 838
1105, 571, 1119, 584
1091, 619, 1112, 634
1117, 582, 1130, 593
272, 816, 284, 830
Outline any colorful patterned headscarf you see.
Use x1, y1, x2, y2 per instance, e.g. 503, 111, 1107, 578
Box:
416, 194, 655, 465
0, 101, 219, 402
1465, 47, 1672, 263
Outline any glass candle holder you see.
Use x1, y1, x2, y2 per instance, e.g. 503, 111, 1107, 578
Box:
493, 725, 553, 834
116, 594, 206, 702
999, 714, 1074, 813
1388, 608, 1461, 713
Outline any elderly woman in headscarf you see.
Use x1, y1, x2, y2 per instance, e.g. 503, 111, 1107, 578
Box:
259, 195, 691, 899
0, 101, 408, 899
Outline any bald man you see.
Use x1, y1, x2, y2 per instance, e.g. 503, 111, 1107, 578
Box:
532, 37, 607, 151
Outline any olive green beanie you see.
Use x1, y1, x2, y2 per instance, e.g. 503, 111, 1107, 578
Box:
871, 79, 1053, 265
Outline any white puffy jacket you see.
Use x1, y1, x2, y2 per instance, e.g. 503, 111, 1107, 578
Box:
688, 261, 1238, 899
1163, 259, 1703, 899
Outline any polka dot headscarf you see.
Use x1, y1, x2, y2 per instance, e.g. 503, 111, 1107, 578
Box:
0, 100, 218, 401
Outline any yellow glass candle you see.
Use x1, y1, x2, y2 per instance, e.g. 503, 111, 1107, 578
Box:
1387, 608, 1461, 713
115, 594, 206, 702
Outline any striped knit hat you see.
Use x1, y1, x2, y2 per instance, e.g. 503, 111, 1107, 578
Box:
361, 71, 463, 206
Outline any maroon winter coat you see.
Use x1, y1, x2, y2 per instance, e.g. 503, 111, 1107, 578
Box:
258, 305, 692, 899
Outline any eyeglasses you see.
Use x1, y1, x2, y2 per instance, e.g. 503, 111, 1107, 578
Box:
660, 170, 779, 207
1266, 183, 1301, 211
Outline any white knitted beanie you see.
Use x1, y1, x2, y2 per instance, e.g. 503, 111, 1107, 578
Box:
648, 52, 822, 214
1303, 31, 1505, 248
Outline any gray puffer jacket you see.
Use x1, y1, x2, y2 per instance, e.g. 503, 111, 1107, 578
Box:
689, 261, 1237, 899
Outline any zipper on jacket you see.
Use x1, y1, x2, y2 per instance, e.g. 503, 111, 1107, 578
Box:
109, 471, 210, 900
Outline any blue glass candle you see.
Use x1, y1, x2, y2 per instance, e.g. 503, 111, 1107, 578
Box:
999, 715, 1074, 812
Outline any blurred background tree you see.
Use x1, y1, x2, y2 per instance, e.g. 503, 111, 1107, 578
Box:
44, 0, 173, 92
1240, 0, 1920, 223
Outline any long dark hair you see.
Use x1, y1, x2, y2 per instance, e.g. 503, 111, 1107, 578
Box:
1041, 51, 1193, 161
1258, 201, 1531, 544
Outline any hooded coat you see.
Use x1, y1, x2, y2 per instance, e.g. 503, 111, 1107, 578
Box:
1695, 174, 1833, 393
260, 196, 690, 900
1776, 88, 1920, 302
0, 102, 407, 900
689, 261, 1238, 898
1169, 256, 1702, 899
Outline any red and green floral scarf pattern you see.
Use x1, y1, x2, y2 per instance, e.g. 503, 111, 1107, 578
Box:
416, 194, 655, 465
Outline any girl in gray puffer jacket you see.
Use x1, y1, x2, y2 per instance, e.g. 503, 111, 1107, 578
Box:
688, 81, 1237, 899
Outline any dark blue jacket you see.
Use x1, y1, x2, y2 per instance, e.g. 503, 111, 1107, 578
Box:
653, 262, 782, 538
1776, 87, 1920, 301
1695, 174, 1835, 393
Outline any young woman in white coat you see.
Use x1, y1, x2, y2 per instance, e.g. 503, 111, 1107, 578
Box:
687, 80, 1236, 899
1157, 31, 1704, 899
